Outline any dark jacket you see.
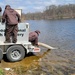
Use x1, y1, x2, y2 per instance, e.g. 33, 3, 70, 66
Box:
29, 31, 40, 45
2, 6, 21, 25
29, 31, 38, 41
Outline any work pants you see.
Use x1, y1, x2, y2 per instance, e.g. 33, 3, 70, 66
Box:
5, 25, 18, 43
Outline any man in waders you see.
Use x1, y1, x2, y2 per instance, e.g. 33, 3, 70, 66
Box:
2, 5, 21, 43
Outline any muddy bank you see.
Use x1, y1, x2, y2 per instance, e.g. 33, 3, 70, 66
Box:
0, 48, 75, 75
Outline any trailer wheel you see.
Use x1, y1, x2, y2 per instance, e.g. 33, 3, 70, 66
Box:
0, 48, 3, 61
6, 45, 25, 62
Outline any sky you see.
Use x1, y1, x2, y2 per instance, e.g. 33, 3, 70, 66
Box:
0, 0, 75, 13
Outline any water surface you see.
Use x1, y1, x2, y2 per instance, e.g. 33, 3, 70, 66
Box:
26, 19, 75, 50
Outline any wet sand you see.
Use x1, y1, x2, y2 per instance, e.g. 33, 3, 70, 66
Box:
0, 48, 75, 75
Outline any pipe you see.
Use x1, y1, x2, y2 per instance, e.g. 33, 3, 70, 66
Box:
38, 42, 57, 49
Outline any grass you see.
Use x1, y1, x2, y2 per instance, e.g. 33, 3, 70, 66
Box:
0, 68, 4, 75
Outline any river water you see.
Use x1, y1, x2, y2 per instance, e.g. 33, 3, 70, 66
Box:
26, 19, 75, 51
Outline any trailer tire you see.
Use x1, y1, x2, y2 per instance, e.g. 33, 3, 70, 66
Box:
6, 45, 25, 62
0, 48, 3, 61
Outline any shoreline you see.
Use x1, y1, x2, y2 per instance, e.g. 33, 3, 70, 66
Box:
0, 48, 75, 75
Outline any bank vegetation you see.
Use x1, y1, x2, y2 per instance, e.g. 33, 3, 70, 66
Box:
24, 4, 75, 20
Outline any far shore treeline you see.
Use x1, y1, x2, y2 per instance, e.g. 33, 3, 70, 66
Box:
1, 4, 75, 21
22, 4, 75, 20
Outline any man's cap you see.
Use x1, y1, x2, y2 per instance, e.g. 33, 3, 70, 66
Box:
5, 5, 11, 9
35, 30, 40, 34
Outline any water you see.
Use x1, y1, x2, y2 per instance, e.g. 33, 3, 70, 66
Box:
26, 19, 75, 51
